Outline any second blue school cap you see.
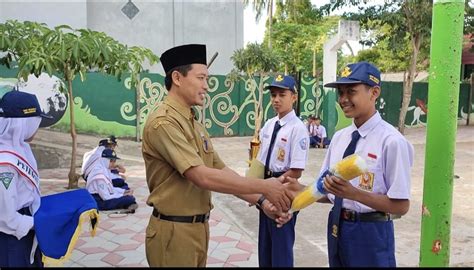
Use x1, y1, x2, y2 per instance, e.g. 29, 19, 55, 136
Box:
102, 149, 120, 160
324, 61, 381, 88
265, 75, 297, 92
0, 90, 53, 119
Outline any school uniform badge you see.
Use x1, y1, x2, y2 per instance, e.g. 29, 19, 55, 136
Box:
299, 138, 307, 150
277, 148, 285, 161
332, 224, 338, 238
359, 172, 374, 191
0, 172, 14, 189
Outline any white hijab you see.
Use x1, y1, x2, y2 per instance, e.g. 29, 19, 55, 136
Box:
86, 155, 113, 189
0, 117, 42, 171
81, 145, 105, 178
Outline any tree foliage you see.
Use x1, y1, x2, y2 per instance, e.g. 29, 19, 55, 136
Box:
0, 20, 159, 188
262, 1, 339, 76
230, 42, 279, 141
317, 0, 435, 134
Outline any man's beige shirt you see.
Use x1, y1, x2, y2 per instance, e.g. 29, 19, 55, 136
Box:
142, 96, 225, 216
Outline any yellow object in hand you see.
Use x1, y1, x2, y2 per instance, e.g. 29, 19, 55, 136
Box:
246, 159, 265, 179
289, 154, 367, 213
289, 185, 317, 213
333, 154, 367, 180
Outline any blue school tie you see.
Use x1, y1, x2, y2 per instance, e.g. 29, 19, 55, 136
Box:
264, 120, 282, 178
329, 130, 361, 259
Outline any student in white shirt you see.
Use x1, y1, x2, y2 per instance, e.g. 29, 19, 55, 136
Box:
321, 61, 414, 267
247, 74, 309, 267
0, 91, 52, 267
308, 116, 330, 148
86, 148, 137, 212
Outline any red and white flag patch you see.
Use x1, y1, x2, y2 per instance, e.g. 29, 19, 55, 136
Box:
368, 153, 377, 159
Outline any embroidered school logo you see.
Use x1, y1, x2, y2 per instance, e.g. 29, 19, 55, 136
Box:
341, 67, 352, 77
277, 148, 285, 161
359, 172, 374, 191
0, 172, 14, 189
369, 74, 380, 85
23, 107, 37, 114
299, 138, 307, 150
276, 74, 284, 82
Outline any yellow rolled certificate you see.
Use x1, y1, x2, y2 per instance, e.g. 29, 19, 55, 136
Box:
246, 158, 265, 179
289, 154, 368, 213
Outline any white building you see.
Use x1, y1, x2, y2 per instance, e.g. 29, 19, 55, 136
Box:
0, 0, 244, 74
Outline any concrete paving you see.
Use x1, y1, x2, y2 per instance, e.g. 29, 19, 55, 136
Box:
34, 125, 474, 267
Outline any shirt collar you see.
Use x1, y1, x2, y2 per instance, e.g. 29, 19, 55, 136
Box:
277, 110, 297, 126
350, 111, 382, 138
164, 96, 193, 120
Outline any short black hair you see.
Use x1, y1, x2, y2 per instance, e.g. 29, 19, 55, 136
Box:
164, 64, 193, 90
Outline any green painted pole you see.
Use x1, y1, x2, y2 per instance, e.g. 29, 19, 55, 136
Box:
419, 0, 465, 266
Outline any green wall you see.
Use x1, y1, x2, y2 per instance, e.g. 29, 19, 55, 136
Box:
1, 65, 472, 139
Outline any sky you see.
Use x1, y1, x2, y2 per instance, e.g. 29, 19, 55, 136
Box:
243, 0, 385, 55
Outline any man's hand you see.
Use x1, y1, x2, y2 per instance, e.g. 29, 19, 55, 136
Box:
123, 189, 134, 196
323, 175, 359, 200
263, 178, 292, 212
281, 176, 305, 199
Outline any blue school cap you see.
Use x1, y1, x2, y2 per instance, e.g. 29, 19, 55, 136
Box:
102, 148, 120, 160
265, 75, 297, 92
324, 61, 381, 88
0, 90, 52, 118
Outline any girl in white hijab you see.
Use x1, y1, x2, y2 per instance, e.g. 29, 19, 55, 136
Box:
0, 91, 48, 267
85, 148, 137, 211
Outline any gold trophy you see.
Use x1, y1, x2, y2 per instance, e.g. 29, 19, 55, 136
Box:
248, 136, 261, 163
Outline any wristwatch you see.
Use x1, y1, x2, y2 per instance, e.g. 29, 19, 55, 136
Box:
256, 195, 266, 209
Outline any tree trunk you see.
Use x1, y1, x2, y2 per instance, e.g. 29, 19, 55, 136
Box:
398, 35, 422, 134
67, 76, 79, 189
254, 72, 265, 140
312, 48, 316, 77
136, 74, 141, 142
268, 0, 273, 50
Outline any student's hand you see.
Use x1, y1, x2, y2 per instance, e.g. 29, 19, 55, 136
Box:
261, 200, 292, 228
323, 175, 358, 200
116, 164, 126, 173
275, 212, 293, 228
124, 189, 134, 196
281, 176, 305, 199
263, 178, 292, 212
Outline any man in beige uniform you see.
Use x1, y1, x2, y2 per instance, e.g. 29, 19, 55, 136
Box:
142, 44, 296, 267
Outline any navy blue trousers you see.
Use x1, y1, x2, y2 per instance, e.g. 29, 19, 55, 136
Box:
327, 210, 396, 267
112, 178, 129, 190
0, 229, 43, 267
91, 194, 136, 211
258, 210, 298, 267
310, 136, 330, 147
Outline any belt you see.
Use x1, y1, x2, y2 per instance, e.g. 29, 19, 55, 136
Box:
152, 209, 210, 223
264, 170, 286, 179
341, 209, 396, 222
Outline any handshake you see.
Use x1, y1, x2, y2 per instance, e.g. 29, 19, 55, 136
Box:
254, 175, 304, 227
247, 154, 368, 227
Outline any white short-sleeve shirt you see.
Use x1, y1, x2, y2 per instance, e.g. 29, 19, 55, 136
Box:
311, 124, 327, 138
0, 165, 40, 239
257, 110, 309, 173
319, 111, 414, 213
